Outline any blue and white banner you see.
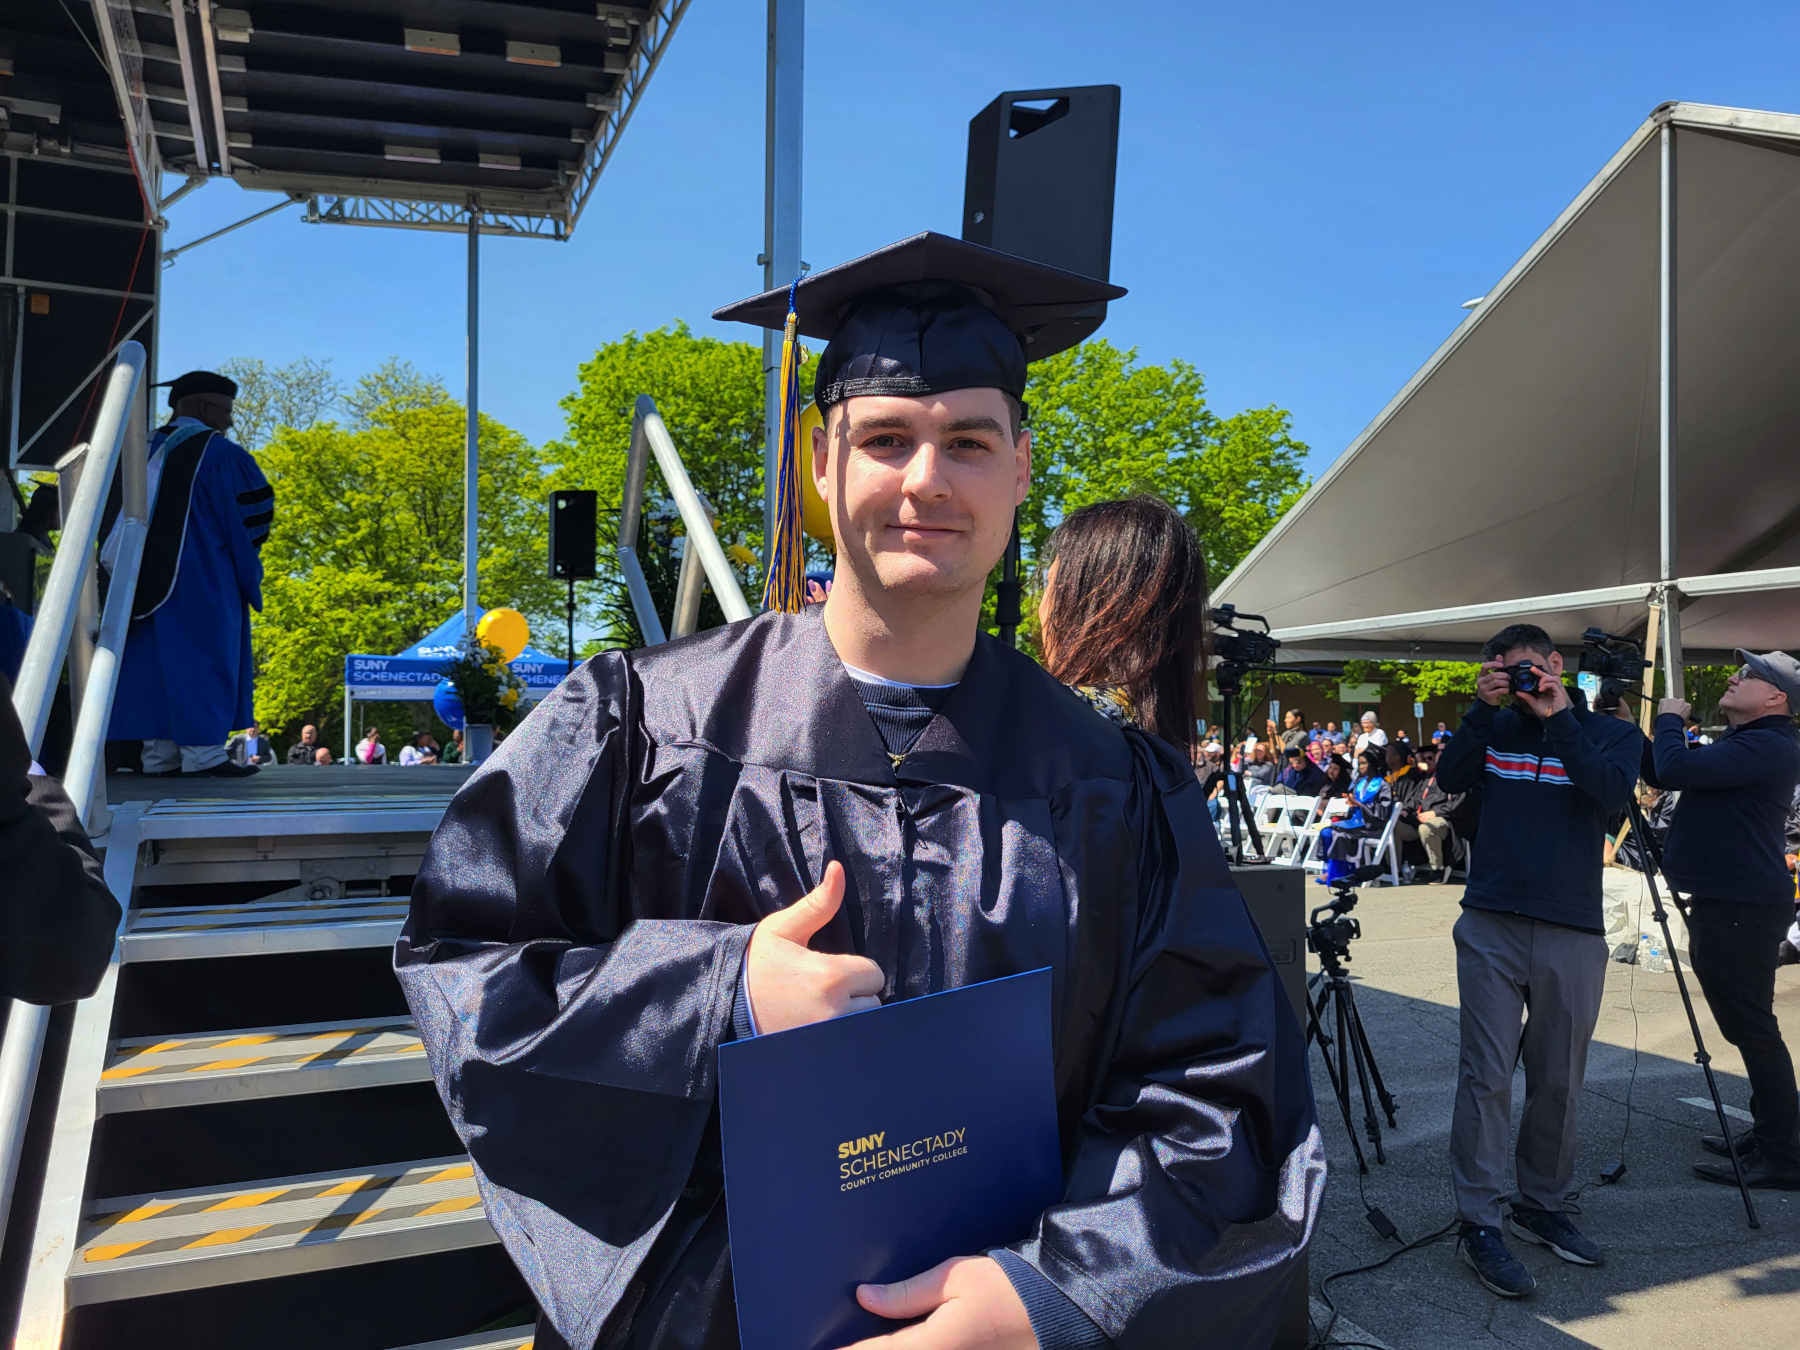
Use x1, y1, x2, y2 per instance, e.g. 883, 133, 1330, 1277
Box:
344, 609, 576, 702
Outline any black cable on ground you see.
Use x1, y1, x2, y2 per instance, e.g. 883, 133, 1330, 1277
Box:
1312, 1216, 1459, 1348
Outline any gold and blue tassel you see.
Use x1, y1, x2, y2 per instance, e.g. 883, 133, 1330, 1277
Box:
761, 276, 807, 613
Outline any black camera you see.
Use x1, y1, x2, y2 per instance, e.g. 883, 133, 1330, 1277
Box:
1509, 661, 1541, 694
1209, 605, 1281, 671
1577, 627, 1650, 713
1307, 864, 1383, 964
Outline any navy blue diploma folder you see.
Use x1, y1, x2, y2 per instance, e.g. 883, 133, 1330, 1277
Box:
717, 968, 1063, 1350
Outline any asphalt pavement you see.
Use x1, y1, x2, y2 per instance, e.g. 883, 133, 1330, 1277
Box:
1304, 880, 1800, 1350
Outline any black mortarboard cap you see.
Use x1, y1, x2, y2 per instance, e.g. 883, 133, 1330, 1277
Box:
157, 370, 238, 407
713, 232, 1125, 410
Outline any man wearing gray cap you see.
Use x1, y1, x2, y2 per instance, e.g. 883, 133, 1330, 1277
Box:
1654, 650, 1800, 1188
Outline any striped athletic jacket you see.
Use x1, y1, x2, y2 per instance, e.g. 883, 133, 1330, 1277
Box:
1436, 696, 1642, 931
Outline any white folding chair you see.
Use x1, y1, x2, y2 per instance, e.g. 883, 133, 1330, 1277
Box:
1298, 797, 1351, 872
1257, 793, 1315, 865
1355, 808, 1405, 887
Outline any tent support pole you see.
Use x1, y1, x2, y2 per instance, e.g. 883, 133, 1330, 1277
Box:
1658, 123, 1684, 701
1639, 596, 1661, 734
464, 204, 480, 637
344, 690, 352, 765
760, 0, 804, 589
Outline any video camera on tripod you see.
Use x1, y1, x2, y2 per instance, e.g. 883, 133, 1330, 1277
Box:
1307, 865, 1375, 966
1304, 863, 1397, 1172
1577, 627, 1652, 713
1208, 607, 1345, 863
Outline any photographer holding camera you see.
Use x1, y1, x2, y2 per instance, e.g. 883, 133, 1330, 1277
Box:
1651, 651, 1800, 1189
1434, 624, 1641, 1298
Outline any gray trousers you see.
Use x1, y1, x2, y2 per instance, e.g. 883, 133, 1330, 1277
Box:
1450, 906, 1607, 1227
1418, 817, 1454, 869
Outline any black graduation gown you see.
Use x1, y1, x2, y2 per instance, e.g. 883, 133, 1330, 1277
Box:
396, 607, 1323, 1350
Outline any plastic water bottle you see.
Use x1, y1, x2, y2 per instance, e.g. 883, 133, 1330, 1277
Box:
1635, 933, 1653, 968
1646, 936, 1669, 974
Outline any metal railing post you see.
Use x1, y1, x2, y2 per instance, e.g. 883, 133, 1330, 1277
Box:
635, 397, 753, 623
11, 346, 146, 754
0, 342, 147, 1252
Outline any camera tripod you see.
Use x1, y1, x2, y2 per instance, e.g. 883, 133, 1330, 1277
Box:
1624, 791, 1760, 1228
1306, 871, 1400, 1172
1215, 660, 1267, 863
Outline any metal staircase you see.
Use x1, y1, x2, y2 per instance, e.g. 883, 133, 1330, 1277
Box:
2, 379, 752, 1345
12, 790, 538, 1348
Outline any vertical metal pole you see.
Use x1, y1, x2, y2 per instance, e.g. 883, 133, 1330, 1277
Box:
1658, 125, 1684, 701
761, 0, 804, 585
464, 207, 480, 635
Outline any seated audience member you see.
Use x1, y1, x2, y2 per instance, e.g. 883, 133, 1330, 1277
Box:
356, 726, 387, 765
1199, 742, 1227, 820
1316, 747, 1394, 882
1279, 743, 1328, 796
1243, 741, 1279, 801
1432, 720, 1453, 745
1316, 753, 1355, 806
287, 724, 323, 765
1389, 741, 1428, 863
1355, 711, 1388, 754
441, 728, 464, 764
1035, 496, 1205, 753
313, 747, 334, 766
227, 719, 275, 767
399, 732, 440, 766
1410, 741, 1477, 881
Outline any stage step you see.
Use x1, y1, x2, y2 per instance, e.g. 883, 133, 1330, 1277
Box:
121, 893, 409, 962
389, 1331, 534, 1350
68, 1155, 494, 1306
97, 1016, 429, 1113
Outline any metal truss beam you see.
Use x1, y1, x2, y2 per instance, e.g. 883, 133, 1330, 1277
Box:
568, 0, 691, 234
302, 195, 565, 239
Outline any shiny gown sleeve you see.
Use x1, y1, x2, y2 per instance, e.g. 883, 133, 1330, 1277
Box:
1006, 733, 1325, 1350
395, 654, 752, 1350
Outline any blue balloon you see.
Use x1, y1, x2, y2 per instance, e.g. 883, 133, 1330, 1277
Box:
432, 678, 465, 730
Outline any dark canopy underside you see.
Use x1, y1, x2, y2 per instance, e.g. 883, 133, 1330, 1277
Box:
1216, 104, 1800, 664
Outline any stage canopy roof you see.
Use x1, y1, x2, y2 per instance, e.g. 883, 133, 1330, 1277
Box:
9, 0, 687, 238
1214, 102, 1800, 668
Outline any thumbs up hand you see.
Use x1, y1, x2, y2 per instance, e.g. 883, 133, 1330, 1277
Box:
746, 862, 885, 1034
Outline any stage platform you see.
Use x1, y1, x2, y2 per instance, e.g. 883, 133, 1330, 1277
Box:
104, 765, 477, 806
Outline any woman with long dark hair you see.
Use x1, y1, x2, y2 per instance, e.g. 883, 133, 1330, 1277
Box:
1037, 496, 1206, 754
1315, 746, 1393, 882
1316, 753, 1355, 803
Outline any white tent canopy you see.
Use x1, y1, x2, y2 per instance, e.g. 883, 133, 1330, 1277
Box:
1215, 102, 1800, 688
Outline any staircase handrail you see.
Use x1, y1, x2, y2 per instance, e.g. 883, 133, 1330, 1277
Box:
0, 341, 149, 1254
617, 395, 753, 645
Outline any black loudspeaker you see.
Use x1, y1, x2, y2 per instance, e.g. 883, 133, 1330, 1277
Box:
962, 85, 1121, 356
548, 489, 597, 580
1230, 863, 1309, 1350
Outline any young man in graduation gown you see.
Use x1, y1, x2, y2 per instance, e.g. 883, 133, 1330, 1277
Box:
107, 370, 272, 777
398, 234, 1323, 1350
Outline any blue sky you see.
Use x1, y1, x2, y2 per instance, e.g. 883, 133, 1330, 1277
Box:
158, 0, 1800, 479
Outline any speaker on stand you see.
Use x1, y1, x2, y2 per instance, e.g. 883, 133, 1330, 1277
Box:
963, 85, 1120, 645
549, 489, 598, 676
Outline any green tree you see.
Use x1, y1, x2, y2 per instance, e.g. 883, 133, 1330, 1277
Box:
1021, 339, 1311, 582
552, 323, 810, 646
251, 376, 558, 741
218, 356, 342, 452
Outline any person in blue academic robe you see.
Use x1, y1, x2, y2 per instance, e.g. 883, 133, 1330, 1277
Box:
107, 370, 272, 777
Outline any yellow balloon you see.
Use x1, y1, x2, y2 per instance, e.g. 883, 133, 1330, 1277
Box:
798, 401, 834, 546
477, 607, 530, 662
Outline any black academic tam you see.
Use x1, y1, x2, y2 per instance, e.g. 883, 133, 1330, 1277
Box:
397, 607, 1321, 1350
715, 231, 1127, 409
